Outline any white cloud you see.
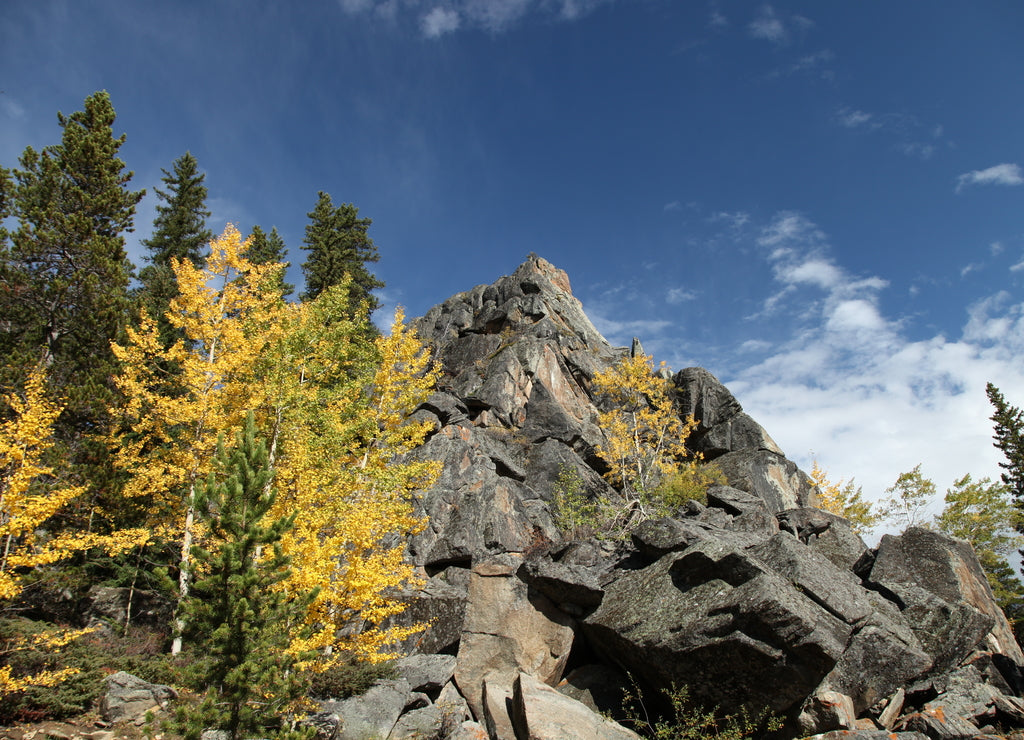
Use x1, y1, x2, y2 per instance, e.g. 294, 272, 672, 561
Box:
342, 0, 610, 35
748, 5, 787, 44
663, 200, 683, 212
956, 163, 1024, 193
961, 262, 982, 278
666, 287, 697, 304
757, 211, 825, 248
422, 6, 462, 37
836, 107, 876, 130
991, 241, 1005, 256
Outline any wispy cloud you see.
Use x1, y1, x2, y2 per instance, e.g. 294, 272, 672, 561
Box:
341, 0, 611, 36
956, 163, 1024, 193
422, 7, 461, 37
666, 287, 697, 304
746, 5, 813, 46
835, 106, 947, 159
836, 108, 877, 129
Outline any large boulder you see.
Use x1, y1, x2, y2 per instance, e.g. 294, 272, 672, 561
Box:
583, 539, 851, 713
454, 555, 575, 722
100, 671, 177, 724
869, 527, 1022, 671
510, 672, 640, 740
672, 367, 784, 457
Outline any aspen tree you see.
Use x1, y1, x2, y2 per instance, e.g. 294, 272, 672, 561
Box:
0, 368, 143, 695
110, 224, 283, 654
809, 460, 879, 535
256, 300, 440, 662
592, 352, 698, 525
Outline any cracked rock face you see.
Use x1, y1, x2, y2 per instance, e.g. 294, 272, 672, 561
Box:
382, 256, 1024, 739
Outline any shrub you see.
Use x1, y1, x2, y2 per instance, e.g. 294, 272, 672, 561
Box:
551, 465, 618, 540
622, 679, 782, 740
304, 657, 397, 701
648, 462, 726, 513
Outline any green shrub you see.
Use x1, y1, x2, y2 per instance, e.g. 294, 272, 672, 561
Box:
551, 465, 619, 540
648, 462, 726, 513
304, 657, 397, 701
622, 679, 782, 740
0, 617, 206, 723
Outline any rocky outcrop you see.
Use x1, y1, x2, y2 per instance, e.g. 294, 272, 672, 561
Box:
333, 256, 1024, 739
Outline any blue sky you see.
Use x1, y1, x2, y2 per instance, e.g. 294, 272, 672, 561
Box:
3, 1, 1024, 524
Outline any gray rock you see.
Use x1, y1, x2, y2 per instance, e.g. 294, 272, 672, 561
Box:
322, 679, 410, 740
815, 605, 932, 714
394, 654, 457, 694
519, 555, 604, 608
382, 575, 468, 656
895, 708, 983, 738
797, 690, 857, 735
583, 540, 850, 713
672, 367, 784, 457
713, 449, 816, 513
555, 664, 631, 717
386, 704, 447, 740
83, 586, 172, 630
299, 712, 341, 740
750, 533, 873, 624
870, 527, 1024, 667
100, 671, 177, 724
510, 672, 641, 740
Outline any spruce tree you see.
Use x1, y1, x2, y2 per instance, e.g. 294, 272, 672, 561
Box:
245, 225, 294, 298
987, 383, 1024, 507
300, 191, 383, 311
0, 90, 144, 433
178, 412, 315, 740
137, 151, 211, 346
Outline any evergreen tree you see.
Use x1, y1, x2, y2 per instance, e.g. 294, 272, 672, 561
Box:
0, 166, 11, 246
136, 151, 211, 345
246, 225, 294, 298
300, 191, 383, 311
987, 383, 1024, 506
0, 91, 144, 433
178, 411, 315, 740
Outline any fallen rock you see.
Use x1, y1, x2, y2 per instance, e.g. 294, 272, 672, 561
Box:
321, 678, 410, 740
453, 555, 575, 721
510, 672, 641, 740
100, 671, 177, 724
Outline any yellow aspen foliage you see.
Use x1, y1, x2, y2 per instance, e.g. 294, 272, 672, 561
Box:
113, 225, 440, 662
592, 352, 699, 523
110, 223, 285, 653
809, 460, 879, 535
259, 299, 441, 663
0, 369, 142, 696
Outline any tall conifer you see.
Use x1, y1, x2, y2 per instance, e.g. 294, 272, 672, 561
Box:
987, 383, 1024, 508
300, 191, 383, 311
245, 225, 294, 298
0, 91, 144, 434
137, 151, 211, 346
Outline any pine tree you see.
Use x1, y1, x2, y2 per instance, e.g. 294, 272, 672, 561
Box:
0, 91, 144, 433
177, 412, 315, 740
300, 191, 383, 311
136, 152, 211, 346
245, 225, 294, 299
987, 383, 1024, 506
